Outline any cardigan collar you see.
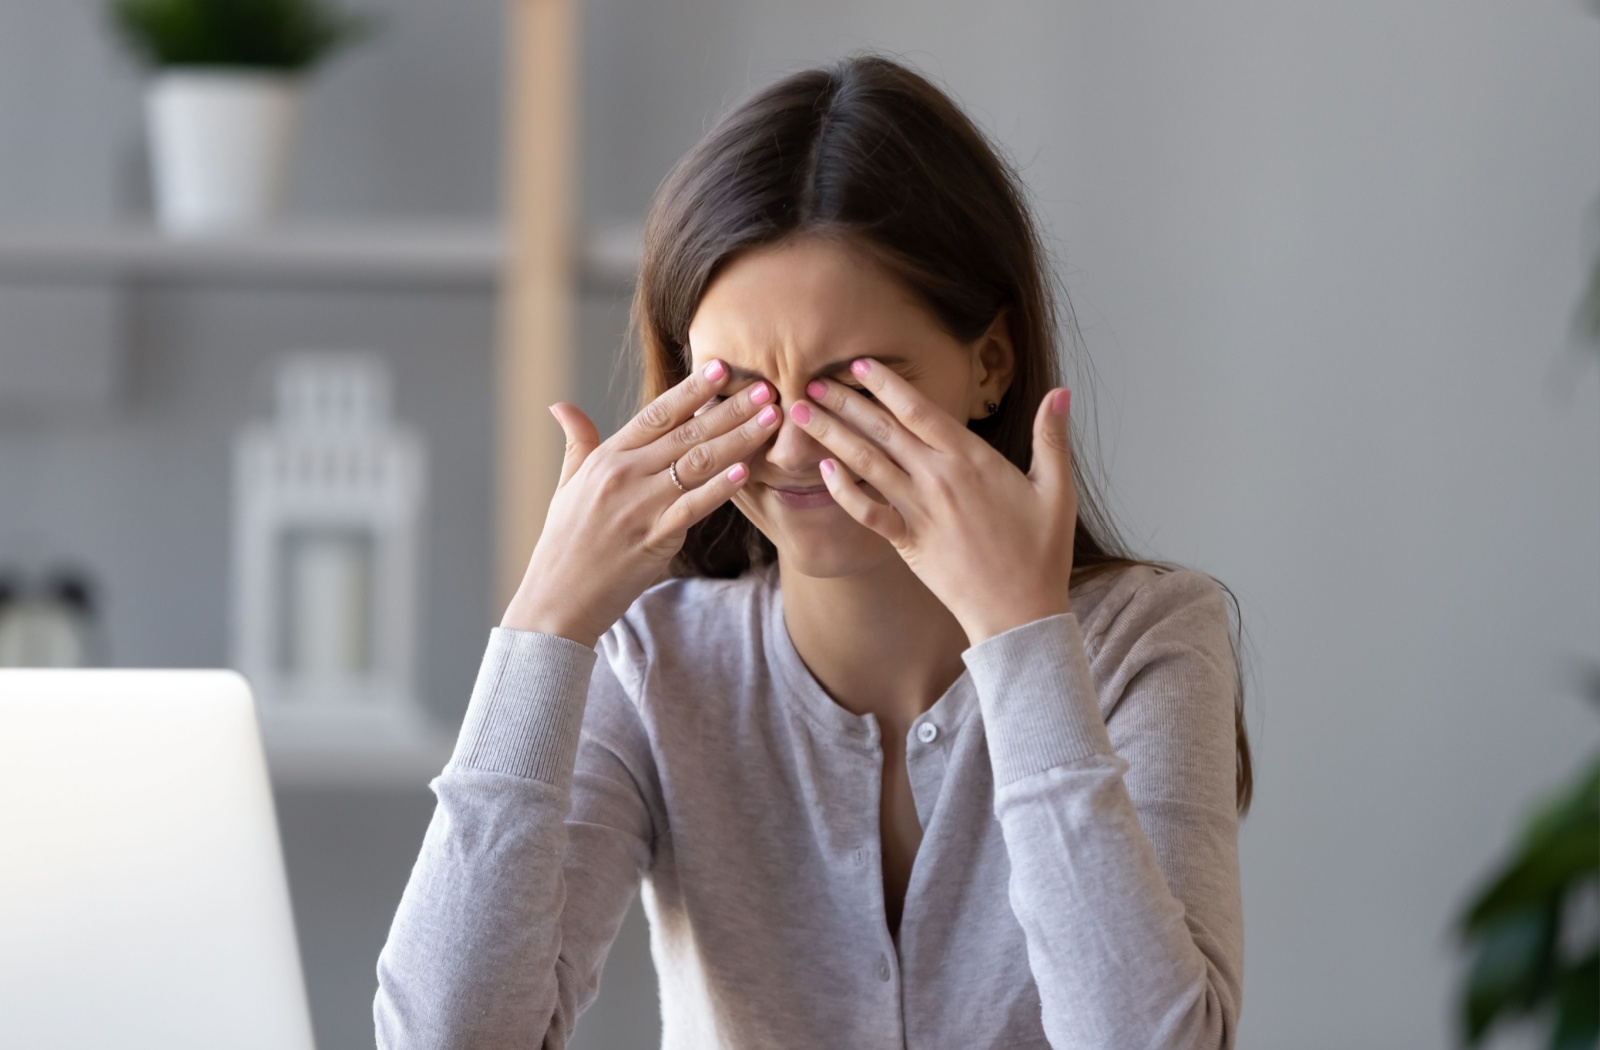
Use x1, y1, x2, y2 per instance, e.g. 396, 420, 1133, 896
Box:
755, 563, 980, 753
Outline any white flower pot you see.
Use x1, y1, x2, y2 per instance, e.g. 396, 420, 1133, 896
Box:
145, 69, 303, 234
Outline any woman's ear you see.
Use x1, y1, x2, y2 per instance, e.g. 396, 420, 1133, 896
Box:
969, 306, 1017, 419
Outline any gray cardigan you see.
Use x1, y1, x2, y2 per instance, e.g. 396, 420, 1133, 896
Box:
374, 562, 1244, 1049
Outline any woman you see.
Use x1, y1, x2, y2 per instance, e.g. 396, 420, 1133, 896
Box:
377, 53, 1252, 1050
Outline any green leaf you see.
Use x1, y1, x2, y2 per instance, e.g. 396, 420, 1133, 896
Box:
1461, 830, 1598, 933
1462, 904, 1561, 1043
1547, 950, 1599, 1050
1523, 759, 1600, 847
1457, 758, 1600, 935
107, 0, 381, 71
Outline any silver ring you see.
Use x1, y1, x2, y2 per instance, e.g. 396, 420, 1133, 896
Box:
667, 459, 688, 492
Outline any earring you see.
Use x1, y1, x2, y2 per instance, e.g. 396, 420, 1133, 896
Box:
984, 399, 999, 416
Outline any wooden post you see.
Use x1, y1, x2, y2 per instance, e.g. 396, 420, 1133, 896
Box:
495, 0, 578, 613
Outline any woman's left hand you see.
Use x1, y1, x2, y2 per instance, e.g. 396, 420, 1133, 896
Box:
789, 357, 1079, 646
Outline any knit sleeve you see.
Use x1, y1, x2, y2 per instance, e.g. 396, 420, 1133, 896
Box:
373, 624, 662, 1050
961, 568, 1245, 1050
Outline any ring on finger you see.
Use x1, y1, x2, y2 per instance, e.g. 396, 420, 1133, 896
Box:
668, 459, 688, 492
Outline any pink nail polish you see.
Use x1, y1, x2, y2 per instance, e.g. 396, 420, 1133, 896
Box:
757, 405, 779, 426
703, 360, 726, 381
749, 383, 771, 405
1050, 388, 1071, 416
820, 459, 836, 478
727, 463, 748, 483
807, 379, 828, 400
850, 359, 871, 378
790, 403, 812, 425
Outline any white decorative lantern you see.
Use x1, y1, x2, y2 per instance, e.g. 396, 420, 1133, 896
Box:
231, 353, 427, 743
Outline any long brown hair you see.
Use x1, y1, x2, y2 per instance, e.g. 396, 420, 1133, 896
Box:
625, 52, 1254, 816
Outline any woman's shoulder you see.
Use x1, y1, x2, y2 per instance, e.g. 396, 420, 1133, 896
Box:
1071, 561, 1232, 658
630, 565, 776, 635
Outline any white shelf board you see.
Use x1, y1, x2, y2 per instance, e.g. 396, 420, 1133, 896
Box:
0, 219, 641, 291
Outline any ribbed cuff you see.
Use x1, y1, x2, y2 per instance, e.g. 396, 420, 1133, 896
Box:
447, 628, 599, 788
962, 613, 1114, 787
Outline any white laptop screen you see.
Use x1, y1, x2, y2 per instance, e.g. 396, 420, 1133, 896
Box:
0, 669, 315, 1050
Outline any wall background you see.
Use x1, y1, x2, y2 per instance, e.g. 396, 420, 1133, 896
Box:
0, 1, 1595, 1048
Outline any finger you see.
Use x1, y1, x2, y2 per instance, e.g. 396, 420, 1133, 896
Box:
652, 461, 752, 542
1027, 387, 1073, 492
804, 376, 926, 462
818, 458, 908, 544
845, 357, 966, 452
787, 400, 914, 504
668, 397, 782, 487
640, 380, 774, 473
550, 402, 600, 488
611, 359, 731, 451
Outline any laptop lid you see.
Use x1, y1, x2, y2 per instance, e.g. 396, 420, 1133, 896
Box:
0, 669, 315, 1050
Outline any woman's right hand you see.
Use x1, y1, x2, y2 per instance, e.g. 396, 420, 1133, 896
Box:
500, 359, 779, 648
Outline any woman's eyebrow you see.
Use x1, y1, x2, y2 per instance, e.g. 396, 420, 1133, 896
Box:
724, 355, 909, 383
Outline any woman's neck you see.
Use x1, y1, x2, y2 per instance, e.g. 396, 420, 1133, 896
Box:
777, 555, 970, 728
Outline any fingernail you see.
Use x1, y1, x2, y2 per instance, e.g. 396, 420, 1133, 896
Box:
851, 359, 871, 377
757, 405, 779, 426
749, 382, 771, 405
1050, 388, 1071, 416
702, 360, 726, 381
727, 463, 748, 483
790, 403, 812, 425
820, 459, 836, 479
806, 379, 828, 400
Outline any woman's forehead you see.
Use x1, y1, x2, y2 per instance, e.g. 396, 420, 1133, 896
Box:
686, 238, 947, 376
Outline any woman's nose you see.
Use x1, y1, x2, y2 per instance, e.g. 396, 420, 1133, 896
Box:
761, 401, 827, 477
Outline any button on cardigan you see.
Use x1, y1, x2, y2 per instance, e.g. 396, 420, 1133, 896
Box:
374, 562, 1245, 1049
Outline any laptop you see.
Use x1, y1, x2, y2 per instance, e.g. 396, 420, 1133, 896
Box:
0, 669, 316, 1050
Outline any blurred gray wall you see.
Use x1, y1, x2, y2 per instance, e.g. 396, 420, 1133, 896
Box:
1, 1, 1596, 1049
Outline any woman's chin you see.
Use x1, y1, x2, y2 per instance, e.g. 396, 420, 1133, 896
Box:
759, 518, 897, 580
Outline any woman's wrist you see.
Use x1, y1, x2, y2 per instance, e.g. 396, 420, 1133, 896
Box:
960, 595, 1072, 647
499, 591, 602, 649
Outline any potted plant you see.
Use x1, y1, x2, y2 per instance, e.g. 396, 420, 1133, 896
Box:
107, 0, 378, 233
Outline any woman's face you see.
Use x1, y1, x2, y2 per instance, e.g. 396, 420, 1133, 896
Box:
686, 234, 1010, 579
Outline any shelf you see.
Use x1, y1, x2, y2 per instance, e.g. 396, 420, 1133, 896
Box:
0, 219, 641, 291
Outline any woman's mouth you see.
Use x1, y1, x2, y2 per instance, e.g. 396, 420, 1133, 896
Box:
770, 484, 835, 509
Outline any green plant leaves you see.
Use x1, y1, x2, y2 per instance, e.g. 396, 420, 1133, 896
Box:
1461, 903, 1561, 1042
108, 0, 380, 72
1454, 745, 1600, 1048
1550, 952, 1600, 1050
1461, 767, 1599, 931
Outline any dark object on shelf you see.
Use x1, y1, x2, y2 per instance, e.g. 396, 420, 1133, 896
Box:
0, 567, 104, 668
49, 570, 95, 615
